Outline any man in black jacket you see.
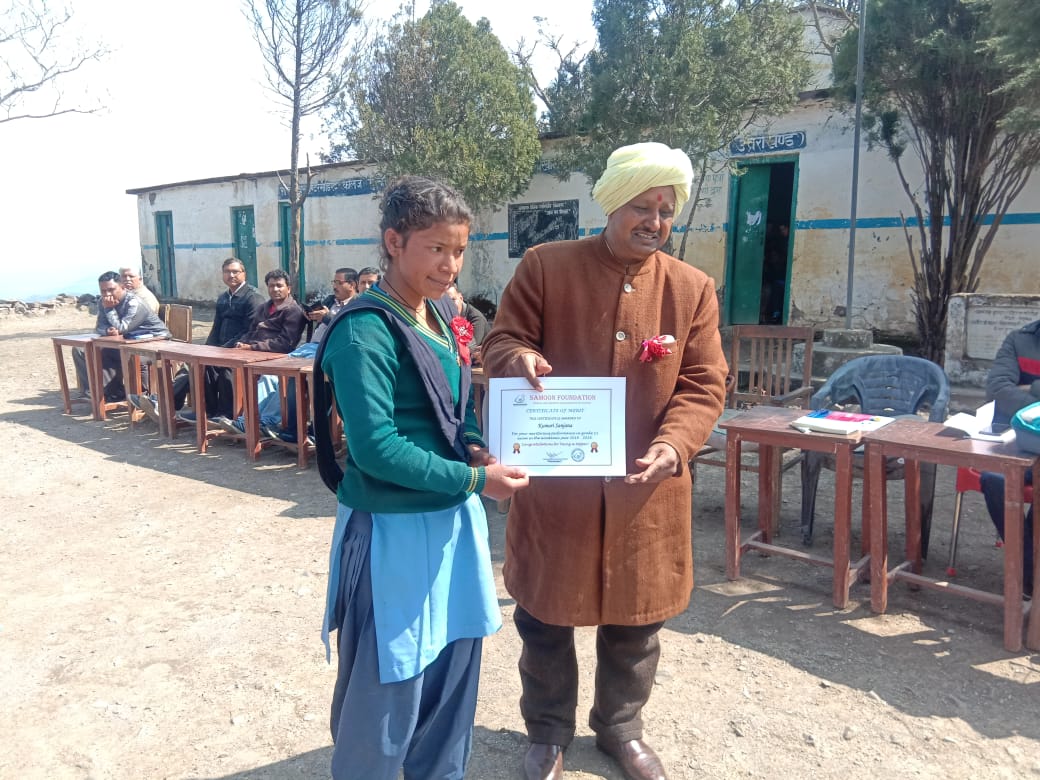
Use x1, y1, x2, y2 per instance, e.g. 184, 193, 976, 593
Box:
138, 258, 265, 423
207, 258, 267, 348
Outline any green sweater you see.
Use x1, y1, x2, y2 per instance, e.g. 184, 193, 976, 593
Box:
322, 305, 486, 513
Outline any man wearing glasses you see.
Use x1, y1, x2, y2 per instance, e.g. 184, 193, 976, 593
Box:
308, 267, 357, 343
208, 258, 267, 349
134, 257, 265, 424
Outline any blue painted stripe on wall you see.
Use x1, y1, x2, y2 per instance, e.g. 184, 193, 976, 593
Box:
984, 212, 1040, 225
796, 217, 902, 230
303, 238, 379, 247
331, 237, 381, 246
143, 212, 1040, 253
796, 212, 1040, 230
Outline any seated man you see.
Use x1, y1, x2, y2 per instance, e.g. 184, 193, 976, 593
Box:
356, 266, 380, 294
132, 257, 265, 424
308, 267, 357, 343
222, 269, 332, 442
120, 266, 160, 314
73, 271, 170, 402
980, 317, 1040, 595
178, 268, 306, 424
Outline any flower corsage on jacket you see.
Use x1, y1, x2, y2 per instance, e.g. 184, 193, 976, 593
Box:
450, 316, 474, 365
639, 334, 676, 363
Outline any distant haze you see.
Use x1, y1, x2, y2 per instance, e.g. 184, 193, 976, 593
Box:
3, 274, 98, 302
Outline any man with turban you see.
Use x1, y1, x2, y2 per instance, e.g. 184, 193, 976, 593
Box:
482, 142, 728, 780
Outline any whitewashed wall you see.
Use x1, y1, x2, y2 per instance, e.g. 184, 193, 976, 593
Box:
130, 109, 1040, 336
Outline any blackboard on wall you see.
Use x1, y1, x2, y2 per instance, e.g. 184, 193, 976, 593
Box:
508, 200, 579, 258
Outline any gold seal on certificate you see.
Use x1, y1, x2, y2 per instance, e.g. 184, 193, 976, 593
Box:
487, 377, 626, 476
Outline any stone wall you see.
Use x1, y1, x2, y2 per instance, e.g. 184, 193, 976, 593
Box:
0, 294, 93, 318
944, 293, 1040, 387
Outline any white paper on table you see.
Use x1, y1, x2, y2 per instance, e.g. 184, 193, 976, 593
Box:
943, 401, 1015, 442
487, 376, 626, 476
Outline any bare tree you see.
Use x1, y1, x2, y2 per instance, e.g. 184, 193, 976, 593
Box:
829, 0, 1040, 363
0, 0, 108, 124
803, 0, 858, 62
245, 0, 363, 294
510, 17, 590, 135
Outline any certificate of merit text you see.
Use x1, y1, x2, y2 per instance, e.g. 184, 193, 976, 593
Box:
487, 376, 626, 477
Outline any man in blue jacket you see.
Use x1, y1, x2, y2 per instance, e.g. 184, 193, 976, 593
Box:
74, 271, 170, 402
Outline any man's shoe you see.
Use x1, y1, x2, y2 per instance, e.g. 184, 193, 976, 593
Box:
263, 424, 294, 442
176, 409, 197, 423
523, 742, 563, 780
127, 394, 142, 410
596, 738, 668, 780
136, 394, 161, 425
212, 416, 243, 435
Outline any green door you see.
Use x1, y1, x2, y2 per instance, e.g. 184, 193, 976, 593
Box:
155, 212, 177, 298
232, 206, 258, 288
279, 202, 306, 296
727, 166, 771, 323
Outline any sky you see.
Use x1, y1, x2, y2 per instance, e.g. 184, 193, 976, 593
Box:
0, 0, 596, 301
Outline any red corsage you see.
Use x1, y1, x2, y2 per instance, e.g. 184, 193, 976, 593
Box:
450, 316, 474, 365
639, 334, 676, 363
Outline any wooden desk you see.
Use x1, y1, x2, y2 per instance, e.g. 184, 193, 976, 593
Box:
52, 334, 99, 417
720, 406, 870, 609
155, 342, 286, 452
116, 338, 171, 433
864, 419, 1039, 651
89, 335, 136, 421
242, 356, 314, 468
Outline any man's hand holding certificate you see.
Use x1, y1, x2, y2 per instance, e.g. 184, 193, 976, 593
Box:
487, 377, 626, 476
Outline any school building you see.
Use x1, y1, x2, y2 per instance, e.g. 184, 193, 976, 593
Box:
125, 10, 1040, 340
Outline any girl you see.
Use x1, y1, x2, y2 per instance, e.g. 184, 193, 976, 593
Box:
318, 176, 528, 779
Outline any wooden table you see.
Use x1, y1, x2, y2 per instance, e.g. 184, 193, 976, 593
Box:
116, 338, 172, 433
720, 406, 870, 609
242, 356, 314, 468
155, 342, 286, 453
864, 418, 1039, 651
52, 334, 100, 417
88, 335, 138, 421
51, 333, 135, 421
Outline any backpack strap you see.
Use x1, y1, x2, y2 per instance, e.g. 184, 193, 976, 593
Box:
311, 293, 471, 494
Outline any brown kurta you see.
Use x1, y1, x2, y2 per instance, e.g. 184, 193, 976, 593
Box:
481, 235, 727, 626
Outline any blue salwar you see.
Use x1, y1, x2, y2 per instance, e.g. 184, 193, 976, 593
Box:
326, 508, 489, 780
317, 292, 498, 779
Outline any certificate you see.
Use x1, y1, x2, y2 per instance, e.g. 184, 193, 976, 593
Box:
487, 377, 626, 476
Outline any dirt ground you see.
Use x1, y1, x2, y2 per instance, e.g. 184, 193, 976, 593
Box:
2, 306, 1039, 780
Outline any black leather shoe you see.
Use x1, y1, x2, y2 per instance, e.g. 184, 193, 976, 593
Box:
596, 738, 668, 780
523, 742, 564, 780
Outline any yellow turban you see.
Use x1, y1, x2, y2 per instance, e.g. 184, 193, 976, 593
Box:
592, 142, 694, 216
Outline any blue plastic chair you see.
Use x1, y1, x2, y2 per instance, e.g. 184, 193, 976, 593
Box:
799, 355, 951, 555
